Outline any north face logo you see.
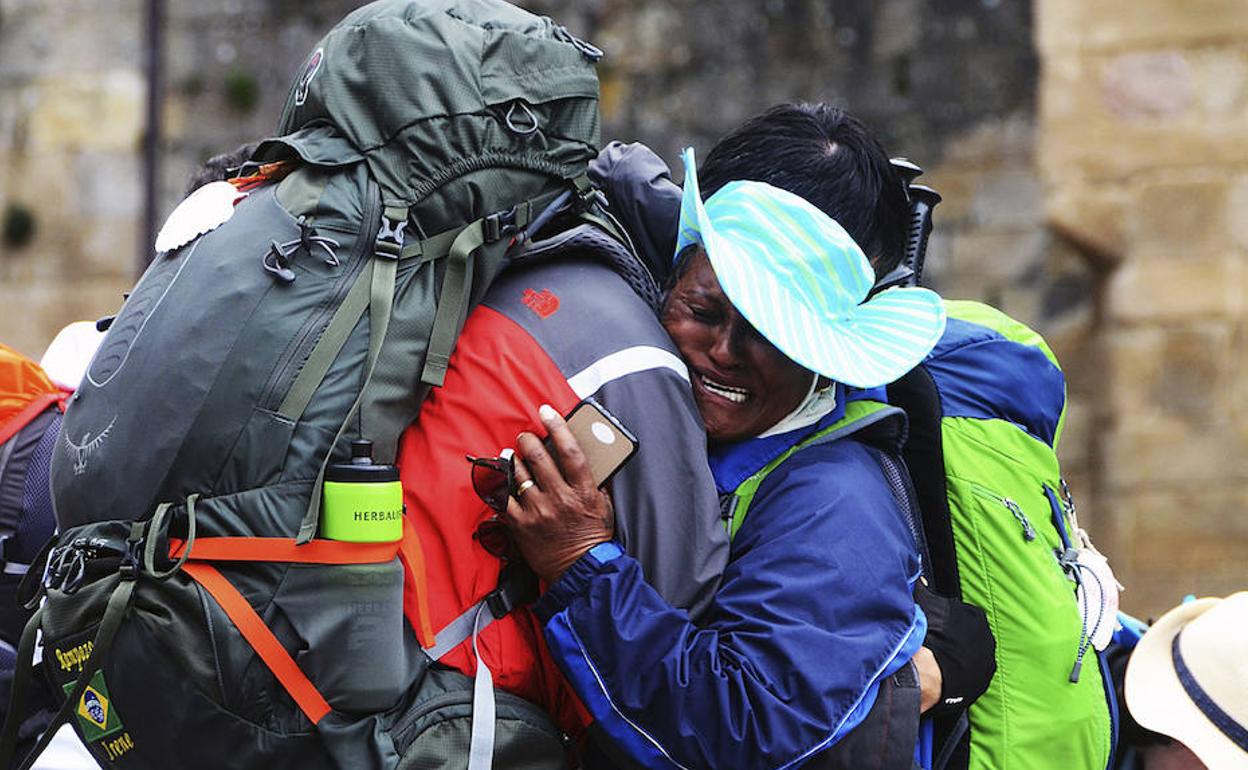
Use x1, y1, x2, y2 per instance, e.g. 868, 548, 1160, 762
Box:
522, 289, 560, 318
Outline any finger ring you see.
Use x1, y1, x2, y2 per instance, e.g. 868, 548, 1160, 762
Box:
515, 479, 536, 498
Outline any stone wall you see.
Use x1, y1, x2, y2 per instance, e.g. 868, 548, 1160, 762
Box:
0, 0, 1241, 616
0, 0, 145, 358
1038, 0, 1248, 614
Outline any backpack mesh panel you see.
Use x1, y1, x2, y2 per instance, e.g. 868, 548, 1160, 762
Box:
13, 411, 59, 564
871, 447, 932, 580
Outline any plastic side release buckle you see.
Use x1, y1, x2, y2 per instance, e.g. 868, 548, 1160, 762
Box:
483, 209, 520, 244
375, 208, 408, 260
485, 562, 538, 619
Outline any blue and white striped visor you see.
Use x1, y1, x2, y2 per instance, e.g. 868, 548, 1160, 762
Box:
675, 147, 946, 389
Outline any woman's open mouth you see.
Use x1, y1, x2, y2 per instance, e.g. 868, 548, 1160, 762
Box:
697, 372, 751, 404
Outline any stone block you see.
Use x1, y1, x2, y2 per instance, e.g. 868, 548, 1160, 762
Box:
77, 218, 141, 280
73, 152, 143, 220
921, 176, 973, 235
1230, 175, 1248, 254
1038, 0, 1248, 53
1114, 487, 1248, 618
27, 71, 144, 154
1055, 396, 1093, 467
1103, 327, 1167, 417
1045, 182, 1129, 267
1106, 256, 1243, 323
939, 115, 1036, 171
1190, 46, 1248, 120
1105, 322, 1233, 426
1131, 175, 1232, 263
1100, 51, 1194, 123
948, 229, 1048, 283
1041, 50, 1248, 180
1103, 415, 1246, 493
969, 169, 1044, 230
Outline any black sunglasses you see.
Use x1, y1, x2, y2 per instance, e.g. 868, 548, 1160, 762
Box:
466, 454, 519, 560
466, 453, 514, 513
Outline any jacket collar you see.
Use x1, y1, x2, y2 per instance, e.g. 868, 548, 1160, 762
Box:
707, 384, 886, 494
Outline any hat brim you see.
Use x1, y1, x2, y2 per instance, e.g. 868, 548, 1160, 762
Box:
676, 148, 945, 388
711, 242, 947, 388
1126, 598, 1248, 770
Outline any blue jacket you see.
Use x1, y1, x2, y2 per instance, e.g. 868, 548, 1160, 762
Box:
534, 387, 927, 769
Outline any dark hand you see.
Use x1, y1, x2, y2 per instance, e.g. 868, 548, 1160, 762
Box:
915, 582, 997, 715
503, 404, 615, 584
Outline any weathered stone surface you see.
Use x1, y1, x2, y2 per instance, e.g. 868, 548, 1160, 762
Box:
1103, 416, 1247, 492
1045, 181, 1129, 267
1230, 175, 1248, 254
969, 169, 1044, 230
1100, 51, 1195, 122
948, 229, 1049, 282
1131, 175, 1232, 263
26, 72, 145, 153
1115, 487, 1248, 617
1041, 45, 1248, 181
1038, 0, 1248, 54
1107, 257, 1243, 323
0, 279, 130, 360
1191, 46, 1248, 119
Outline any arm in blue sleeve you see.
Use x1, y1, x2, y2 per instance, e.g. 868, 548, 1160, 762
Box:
534, 443, 926, 770
596, 369, 727, 622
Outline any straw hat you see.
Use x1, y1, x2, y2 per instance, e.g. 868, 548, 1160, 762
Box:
674, 148, 945, 389
1125, 592, 1248, 770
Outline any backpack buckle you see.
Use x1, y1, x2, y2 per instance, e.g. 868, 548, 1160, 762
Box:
120, 523, 145, 581
375, 209, 408, 260
484, 562, 538, 619
483, 209, 519, 244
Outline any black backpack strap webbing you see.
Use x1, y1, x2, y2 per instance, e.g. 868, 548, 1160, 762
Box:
0, 605, 43, 768
0, 523, 142, 770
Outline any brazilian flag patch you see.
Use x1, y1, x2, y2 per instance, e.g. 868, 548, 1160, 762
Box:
63, 671, 124, 742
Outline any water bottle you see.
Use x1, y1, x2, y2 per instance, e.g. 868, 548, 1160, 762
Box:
305, 439, 408, 712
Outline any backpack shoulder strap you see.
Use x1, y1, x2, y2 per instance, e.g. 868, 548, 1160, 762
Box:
725, 400, 904, 541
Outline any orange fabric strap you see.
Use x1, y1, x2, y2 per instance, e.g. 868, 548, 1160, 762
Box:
182, 562, 331, 724
0, 392, 65, 446
169, 537, 399, 564
398, 518, 436, 648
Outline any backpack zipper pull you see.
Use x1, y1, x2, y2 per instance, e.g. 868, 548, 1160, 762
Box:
1002, 498, 1036, 541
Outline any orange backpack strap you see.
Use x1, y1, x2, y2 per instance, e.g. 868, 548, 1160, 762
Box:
399, 518, 436, 648
0, 343, 66, 446
0, 392, 64, 447
182, 561, 331, 724
169, 536, 398, 564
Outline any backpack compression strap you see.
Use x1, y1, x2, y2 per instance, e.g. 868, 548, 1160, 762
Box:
184, 562, 332, 723
724, 400, 904, 541
167, 534, 422, 724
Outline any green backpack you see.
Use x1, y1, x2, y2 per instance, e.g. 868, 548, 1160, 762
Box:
888, 300, 1117, 770
0, 2, 615, 768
